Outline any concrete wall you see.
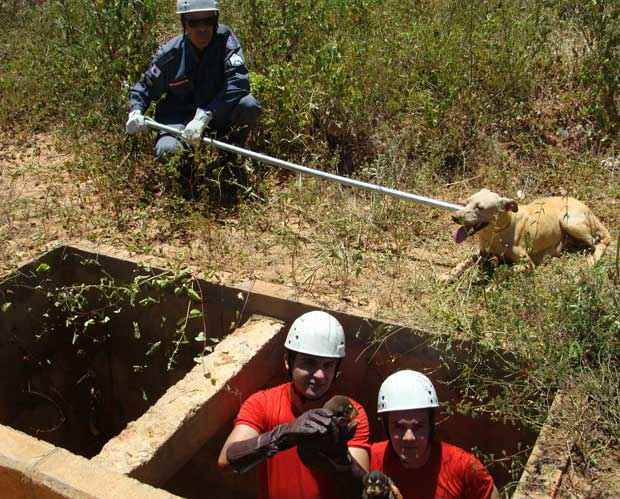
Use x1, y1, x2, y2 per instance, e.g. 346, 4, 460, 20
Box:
0, 246, 236, 458
512, 391, 578, 499
92, 315, 286, 487
1, 244, 572, 497
0, 425, 180, 498
0, 251, 58, 426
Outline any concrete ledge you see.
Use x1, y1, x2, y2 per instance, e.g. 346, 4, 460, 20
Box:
512, 391, 580, 498
0, 425, 179, 498
93, 314, 285, 486
60, 240, 381, 321
0, 425, 55, 499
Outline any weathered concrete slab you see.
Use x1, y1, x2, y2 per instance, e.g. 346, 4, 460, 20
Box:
0, 425, 179, 498
512, 391, 579, 499
0, 424, 55, 499
92, 314, 285, 486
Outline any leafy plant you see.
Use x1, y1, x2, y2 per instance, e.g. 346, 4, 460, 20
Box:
8, 257, 220, 448
559, 0, 620, 135
428, 256, 619, 494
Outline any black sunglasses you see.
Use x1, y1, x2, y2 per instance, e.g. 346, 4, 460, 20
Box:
186, 16, 217, 28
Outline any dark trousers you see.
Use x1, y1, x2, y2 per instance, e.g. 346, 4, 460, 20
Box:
154, 94, 261, 160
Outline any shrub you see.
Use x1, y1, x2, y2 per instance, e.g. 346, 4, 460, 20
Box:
430, 258, 619, 445
1, 0, 169, 131
558, 0, 620, 136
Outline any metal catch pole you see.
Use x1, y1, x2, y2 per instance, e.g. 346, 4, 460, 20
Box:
144, 117, 464, 212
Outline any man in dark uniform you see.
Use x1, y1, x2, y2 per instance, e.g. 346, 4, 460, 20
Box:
126, 0, 261, 197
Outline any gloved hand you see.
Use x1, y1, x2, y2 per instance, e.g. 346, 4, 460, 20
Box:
297, 418, 357, 470
226, 408, 333, 473
298, 395, 358, 461
125, 109, 146, 135
182, 108, 213, 145
285, 408, 334, 445
325, 395, 358, 451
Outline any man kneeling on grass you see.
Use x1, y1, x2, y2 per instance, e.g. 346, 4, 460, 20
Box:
125, 0, 261, 199
367, 370, 499, 499
218, 310, 370, 498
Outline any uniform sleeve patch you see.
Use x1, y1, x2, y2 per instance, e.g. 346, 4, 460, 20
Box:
226, 33, 240, 50
227, 53, 244, 68
147, 64, 162, 78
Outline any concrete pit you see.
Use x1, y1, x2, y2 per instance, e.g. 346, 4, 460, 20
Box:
0, 246, 240, 459
0, 244, 574, 498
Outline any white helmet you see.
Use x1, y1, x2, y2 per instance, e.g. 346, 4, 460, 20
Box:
377, 370, 439, 413
176, 0, 219, 15
285, 311, 346, 358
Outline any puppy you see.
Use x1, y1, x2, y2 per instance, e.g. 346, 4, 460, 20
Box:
442, 189, 610, 281
362, 471, 403, 499
297, 395, 358, 468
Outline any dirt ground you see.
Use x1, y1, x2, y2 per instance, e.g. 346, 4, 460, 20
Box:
556, 443, 620, 498
1, 129, 619, 497
0, 130, 469, 321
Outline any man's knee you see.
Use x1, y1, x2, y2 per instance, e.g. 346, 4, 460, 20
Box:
233, 94, 262, 127
155, 135, 185, 161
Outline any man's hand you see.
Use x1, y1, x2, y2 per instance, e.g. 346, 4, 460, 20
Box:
284, 408, 333, 445
223, 409, 333, 474
182, 108, 213, 145
126, 110, 146, 135
297, 396, 360, 469
324, 395, 359, 449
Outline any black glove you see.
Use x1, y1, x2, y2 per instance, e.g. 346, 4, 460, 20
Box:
286, 408, 334, 445
298, 396, 359, 465
226, 408, 333, 473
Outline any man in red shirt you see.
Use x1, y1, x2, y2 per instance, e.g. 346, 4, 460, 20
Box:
218, 310, 370, 498
369, 370, 499, 499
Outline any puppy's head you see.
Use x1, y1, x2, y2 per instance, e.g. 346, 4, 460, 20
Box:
363, 471, 392, 497
323, 395, 358, 421
452, 189, 518, 243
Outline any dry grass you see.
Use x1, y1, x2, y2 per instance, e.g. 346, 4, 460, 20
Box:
1, 0, 619, 495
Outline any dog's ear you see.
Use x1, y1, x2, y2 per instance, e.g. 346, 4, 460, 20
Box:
500, 198, 519, 212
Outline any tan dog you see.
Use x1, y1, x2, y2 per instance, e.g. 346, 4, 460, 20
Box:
442, 189, 611, 281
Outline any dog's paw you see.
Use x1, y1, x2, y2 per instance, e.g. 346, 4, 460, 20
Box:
585, 254, 598, 266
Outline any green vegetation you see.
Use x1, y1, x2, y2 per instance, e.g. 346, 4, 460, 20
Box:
427, 255, 619, 487
0, 0, 618, 495
0, 256, 220, 455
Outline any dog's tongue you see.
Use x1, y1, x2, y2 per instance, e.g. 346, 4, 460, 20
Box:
454, 227, 467, 244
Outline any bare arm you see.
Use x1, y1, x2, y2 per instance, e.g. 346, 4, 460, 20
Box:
217, 424, 259, 472
349, 446, 369, 472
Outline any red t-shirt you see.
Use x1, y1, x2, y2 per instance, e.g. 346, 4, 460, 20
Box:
235, 382, 370, 499
370, 440, 495, 499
